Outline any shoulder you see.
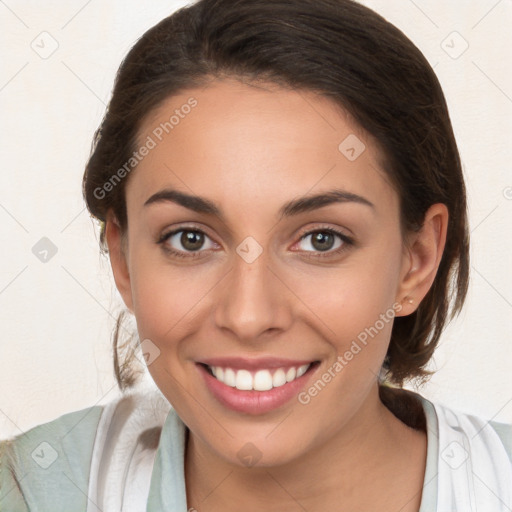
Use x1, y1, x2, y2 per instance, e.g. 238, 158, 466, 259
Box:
0, 400, 104, 510
1, 386, 171, 510
0, 386, 170, 511
0, 401, 108, 510
428, 397, 512, 463
384, 386, 512, 462
419, 394, 512, 510
1, 386, 172, 510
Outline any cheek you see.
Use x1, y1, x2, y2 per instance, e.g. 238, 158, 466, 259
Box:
127, 253, 211, 404
289, 268, 401, 425
128, 245, 224, 355
285, 245, 403, 387
291, 252, 402, 339
131, 265, 203, 340
297, 278, 394, 387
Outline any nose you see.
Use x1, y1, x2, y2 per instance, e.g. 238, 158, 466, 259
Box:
214, 251, 293, 342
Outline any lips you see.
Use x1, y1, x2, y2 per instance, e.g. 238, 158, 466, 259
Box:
196, 357, 319, 414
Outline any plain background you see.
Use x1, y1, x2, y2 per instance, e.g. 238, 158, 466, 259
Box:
0, 0, 511, 438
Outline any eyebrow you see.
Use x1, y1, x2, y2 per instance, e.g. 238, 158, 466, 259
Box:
143, 187, 374, 220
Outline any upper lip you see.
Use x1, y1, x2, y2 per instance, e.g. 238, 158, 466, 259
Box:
198, 357, 316, 371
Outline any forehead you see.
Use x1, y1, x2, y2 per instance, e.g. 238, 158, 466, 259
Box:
128, 78, 397, 217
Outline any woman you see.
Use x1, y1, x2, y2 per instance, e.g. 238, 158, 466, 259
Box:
1, 0, 511, 510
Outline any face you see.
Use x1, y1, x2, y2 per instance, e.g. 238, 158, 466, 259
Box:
108, 78, 423, 467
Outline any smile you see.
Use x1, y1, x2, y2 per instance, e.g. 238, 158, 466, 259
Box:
206, 363, 311, 391
196, 358, 320, 415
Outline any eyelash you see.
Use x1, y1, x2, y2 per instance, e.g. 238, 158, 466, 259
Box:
157, 224, 354, 260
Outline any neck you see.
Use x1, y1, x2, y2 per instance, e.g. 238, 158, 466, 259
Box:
185, 383, 427, 512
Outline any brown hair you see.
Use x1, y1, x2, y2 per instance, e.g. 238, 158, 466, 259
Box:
82, 0, 469, 389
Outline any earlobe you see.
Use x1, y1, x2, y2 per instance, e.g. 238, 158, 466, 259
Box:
395, 203, 448, 316
105, 211, 134, 312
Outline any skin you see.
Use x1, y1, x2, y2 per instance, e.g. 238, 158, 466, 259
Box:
105, 78, 448, 511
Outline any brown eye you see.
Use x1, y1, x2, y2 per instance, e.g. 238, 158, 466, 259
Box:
310, 232, 336, 251
293, 226, 355, 260
159, 228, 217, 257
298, 230, 344, 253
180, 231, 205, 251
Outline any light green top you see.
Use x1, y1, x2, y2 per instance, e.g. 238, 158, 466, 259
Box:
1, 392, 510, 511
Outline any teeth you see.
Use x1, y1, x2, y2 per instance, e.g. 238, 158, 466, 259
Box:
208, 363, 312, 391
254, 370, 273, 391
285, 367, 296, 382
272, 368, 286, 387
224, 368, 236, 387
235, 370, 253, 390
297, 364, 309, 377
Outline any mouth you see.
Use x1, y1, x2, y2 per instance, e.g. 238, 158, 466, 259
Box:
202, 362, 312, 390
196, 358, 320, 414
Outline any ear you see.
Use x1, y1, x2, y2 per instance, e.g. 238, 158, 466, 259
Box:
105, 210, 134, 313
395, 203, 448, 316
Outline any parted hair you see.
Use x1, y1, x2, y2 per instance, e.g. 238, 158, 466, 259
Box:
82, 0, 469, 389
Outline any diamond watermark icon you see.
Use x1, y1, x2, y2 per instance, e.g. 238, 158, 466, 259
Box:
30, 31, 59, 59
236, 236, 263, 264
137, 338, 161, 366
237, 442, 262, 467
440, 440, 469, 469
338, 134, 366, 161
31, 441, 58, 469
441, 31, 469, 60
32, 237, 58, 263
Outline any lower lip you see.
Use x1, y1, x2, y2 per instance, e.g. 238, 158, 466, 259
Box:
197, 363, 318, 415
